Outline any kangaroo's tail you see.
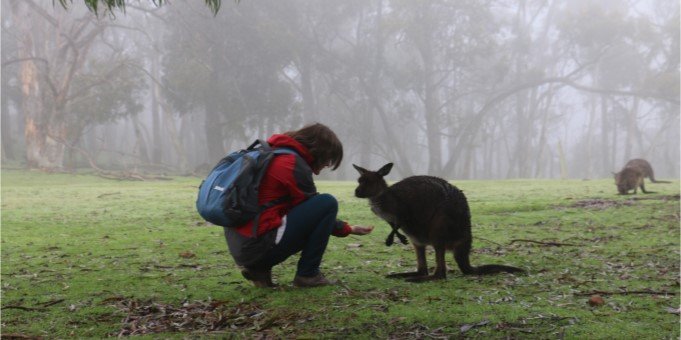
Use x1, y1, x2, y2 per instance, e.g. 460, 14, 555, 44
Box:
469, 264, 525, 275
454, 238, 525, 275
649, 169, 671, 183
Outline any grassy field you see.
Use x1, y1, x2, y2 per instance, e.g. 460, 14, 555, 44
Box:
1, 170, 679, 339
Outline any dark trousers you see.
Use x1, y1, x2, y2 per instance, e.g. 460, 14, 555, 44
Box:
250, 193, 338, 277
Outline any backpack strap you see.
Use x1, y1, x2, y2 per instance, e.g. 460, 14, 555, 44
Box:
249, 146, 298, 237
247, 139, 272, 151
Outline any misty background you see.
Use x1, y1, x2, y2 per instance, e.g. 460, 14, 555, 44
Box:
2, 0, 679, 181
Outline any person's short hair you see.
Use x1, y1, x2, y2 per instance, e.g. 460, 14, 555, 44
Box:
284, 123, 343, 171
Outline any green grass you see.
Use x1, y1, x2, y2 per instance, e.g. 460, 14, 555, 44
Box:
1, 170, 679, 339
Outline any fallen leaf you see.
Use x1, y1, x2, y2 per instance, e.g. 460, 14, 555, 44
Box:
665, 307, 680, 315
460, 319, 489, 333
588, 295, 605, 307
179, 251, 196, 259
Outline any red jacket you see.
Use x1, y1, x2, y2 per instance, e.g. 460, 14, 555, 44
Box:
235, 134, 352, 238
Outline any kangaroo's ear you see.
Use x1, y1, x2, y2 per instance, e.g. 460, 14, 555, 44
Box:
377, 163, 393, 177
353, 164, 368, 175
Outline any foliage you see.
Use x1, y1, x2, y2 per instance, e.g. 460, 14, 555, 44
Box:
9, 0, 678, 176
66, 59, 146, 140
161, 1, 298, 158
57, 0, 223, 16
1, 171, 679, 338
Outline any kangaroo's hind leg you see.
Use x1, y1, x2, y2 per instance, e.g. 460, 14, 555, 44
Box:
386, 244, 428, 279
407, 245, 447, 282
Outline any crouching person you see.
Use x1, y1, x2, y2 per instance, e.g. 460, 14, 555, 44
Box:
225, 123, 373, 288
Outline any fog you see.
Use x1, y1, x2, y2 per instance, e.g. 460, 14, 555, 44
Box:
2, 0, 679, 181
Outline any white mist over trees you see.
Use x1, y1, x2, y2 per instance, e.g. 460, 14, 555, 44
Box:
2, 0, 679, 180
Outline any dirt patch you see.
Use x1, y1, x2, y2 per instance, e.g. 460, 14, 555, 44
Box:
108, 299, 299, 336
568, 194, 680, 210
631, 194, 680, 201
568, 199, 634, 210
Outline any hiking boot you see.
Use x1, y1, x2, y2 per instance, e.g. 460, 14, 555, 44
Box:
241, 268, 276, 288
292, 272, 335, 288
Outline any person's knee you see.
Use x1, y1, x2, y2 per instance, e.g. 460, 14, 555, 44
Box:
315, 193, 338, 215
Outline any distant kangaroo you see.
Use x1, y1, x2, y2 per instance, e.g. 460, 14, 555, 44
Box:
614, 159, 670, 195
353, 163, 524, 282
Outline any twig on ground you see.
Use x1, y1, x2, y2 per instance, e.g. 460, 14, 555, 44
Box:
574, 289, 676, 296
509, 239, 579, 246
1, 334, 43, 339
39, 299, 65, 307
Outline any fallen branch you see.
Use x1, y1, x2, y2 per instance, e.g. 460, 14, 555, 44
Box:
39, 299, 65, 307
1, 305, 46, 312
2, 299, 65, 312
574, 289, 677, 296
509, 239, 579, 247
49, 133, 172, 181
0, 334, 43, 339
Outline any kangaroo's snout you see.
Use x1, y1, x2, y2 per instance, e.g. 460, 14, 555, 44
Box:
354, 187, 368, 198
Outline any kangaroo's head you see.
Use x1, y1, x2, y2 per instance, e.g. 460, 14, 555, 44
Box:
352, 163, 393, 198
613, 171, 627, 194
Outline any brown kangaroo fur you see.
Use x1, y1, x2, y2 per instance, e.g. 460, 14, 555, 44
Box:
614, 159, 670, 195
353, 163, 524, 282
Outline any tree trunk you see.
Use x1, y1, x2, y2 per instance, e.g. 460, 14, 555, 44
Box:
359, 0, 384, 169
159, 100, 188, 172
203, 108, 224, 161
24, 117, 67, 169
151, 55, 162, 164
298, 53, 317, 123
624, 99, 634, 162
416, 5, 442, 176
558, 140, 567, 179
534, 93, 553, 178
132, 114, 150, 163
18, 9, 65, 169
600, 95, 610, 172
1, 88, 13, 160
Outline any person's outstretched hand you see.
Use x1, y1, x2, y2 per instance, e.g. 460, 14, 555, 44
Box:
350, 225, 374, 235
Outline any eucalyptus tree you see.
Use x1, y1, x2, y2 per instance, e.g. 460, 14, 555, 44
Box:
5, 1, 145, 169
1, 7, 20, 161
283, 0, 413, 175
382, 0, 500, 176
162, 1, 296, 162
556, 0, 679, 176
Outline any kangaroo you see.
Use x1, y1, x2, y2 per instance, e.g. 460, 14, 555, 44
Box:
622, 159, 670, 183
353, 163, 524, 282
614, 159, 669, 195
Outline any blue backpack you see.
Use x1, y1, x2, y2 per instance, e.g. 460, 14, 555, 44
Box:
196, 140, 297, 229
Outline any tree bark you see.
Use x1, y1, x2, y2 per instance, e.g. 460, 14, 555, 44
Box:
416, 5, 442, 176
17, 5, 65, 169
298, 52, 317, 123
151, 54, 162, 164
1, 85, 13, 160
